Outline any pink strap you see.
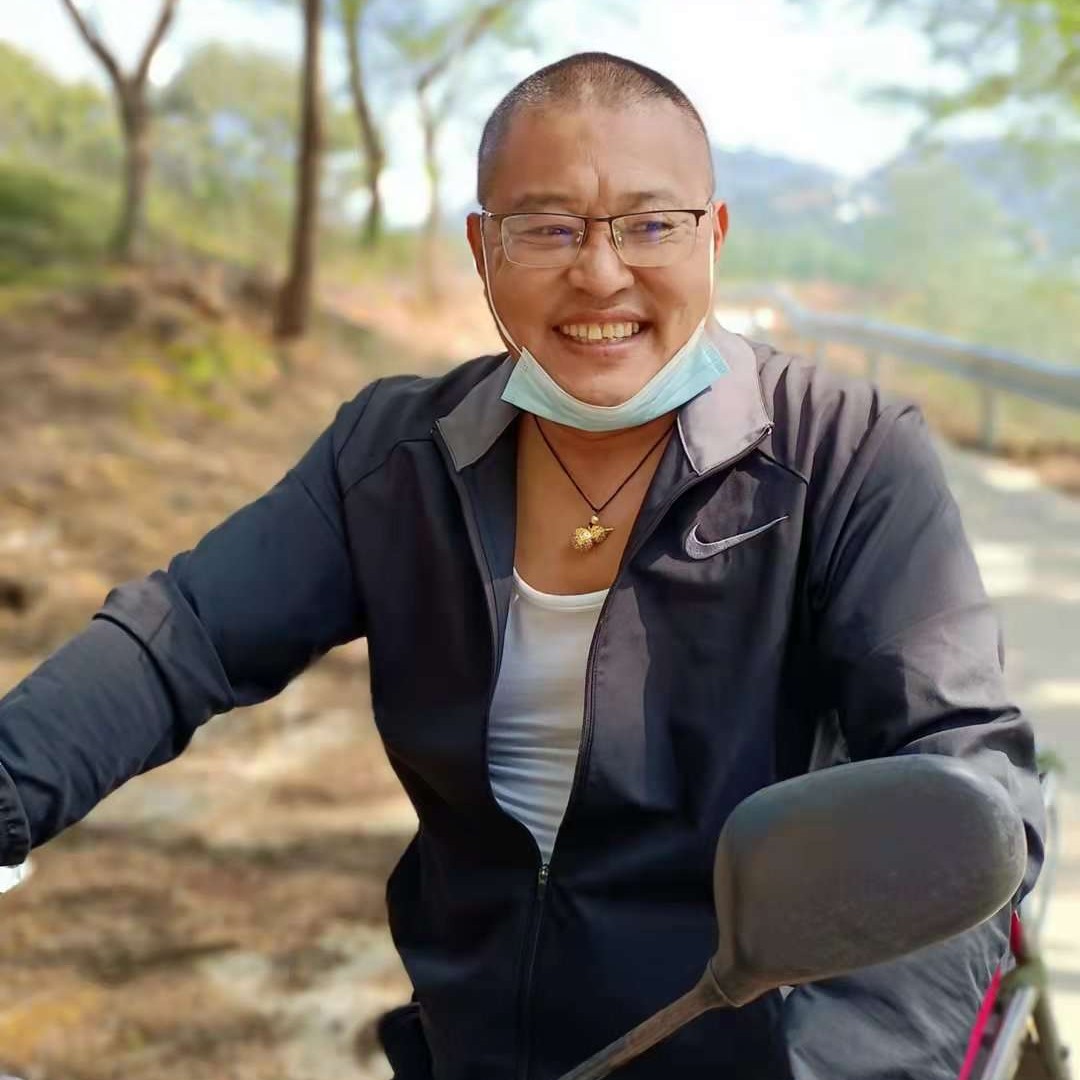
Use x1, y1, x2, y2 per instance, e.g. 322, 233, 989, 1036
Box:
957, 911, 1021, 1080
957, 966, 1003, 1080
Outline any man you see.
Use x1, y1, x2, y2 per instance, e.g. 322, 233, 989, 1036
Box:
0, 52, 1044, 1079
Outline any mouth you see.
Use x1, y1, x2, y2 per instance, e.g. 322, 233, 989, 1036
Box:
554, 321, 652, 347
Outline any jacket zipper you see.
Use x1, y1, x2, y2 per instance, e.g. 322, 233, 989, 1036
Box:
517, 862, 549, 1080
436, 420, 771, 1080
433, 423, 553, 1080
514, 424, 773, 1080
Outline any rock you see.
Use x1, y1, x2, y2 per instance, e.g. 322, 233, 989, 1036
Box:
0, 575, 44, 614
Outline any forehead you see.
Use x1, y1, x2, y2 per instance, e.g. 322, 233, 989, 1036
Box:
485, 100, 713, 213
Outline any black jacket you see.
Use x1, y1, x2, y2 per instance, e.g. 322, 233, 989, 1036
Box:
0, 324, 1045, 1079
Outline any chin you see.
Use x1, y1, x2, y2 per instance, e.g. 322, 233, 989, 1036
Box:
563, 372, 652, 407
544, 347, 665, 406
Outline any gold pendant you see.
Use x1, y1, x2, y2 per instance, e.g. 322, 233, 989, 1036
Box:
570, 515, 615, 553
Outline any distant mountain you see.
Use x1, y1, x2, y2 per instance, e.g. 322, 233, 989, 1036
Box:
711, 146, 845, 232
708, 146, 870, 281
858, 139, 1080, 263
711, 139, 1078, 269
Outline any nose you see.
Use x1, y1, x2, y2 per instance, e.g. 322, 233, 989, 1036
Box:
565, 221, 635, 297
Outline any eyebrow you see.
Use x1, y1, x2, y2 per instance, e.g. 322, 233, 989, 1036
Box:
505, 189, 687, 214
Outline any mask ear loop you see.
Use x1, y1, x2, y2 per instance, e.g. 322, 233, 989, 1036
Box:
689, 205, 717, 340
479, 214, 522, 357
706, 202, 717, 303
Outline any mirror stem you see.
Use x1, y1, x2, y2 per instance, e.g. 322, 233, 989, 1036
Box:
555, 974, 723, 1080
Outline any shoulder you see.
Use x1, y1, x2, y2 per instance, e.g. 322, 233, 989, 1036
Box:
328, 353, 507, 485
747, 337, 922, 487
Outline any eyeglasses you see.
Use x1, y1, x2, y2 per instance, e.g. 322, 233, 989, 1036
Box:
481, 207, 711, 269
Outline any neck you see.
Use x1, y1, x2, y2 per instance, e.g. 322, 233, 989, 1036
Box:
532, 412, 677, 456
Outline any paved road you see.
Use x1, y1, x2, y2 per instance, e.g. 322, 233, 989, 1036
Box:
939, 441, 1080, 1048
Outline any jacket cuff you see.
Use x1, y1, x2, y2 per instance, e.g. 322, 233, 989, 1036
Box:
0, 757, 31, 866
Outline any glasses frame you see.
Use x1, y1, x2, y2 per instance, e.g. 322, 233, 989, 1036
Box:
480, 206, 712, 268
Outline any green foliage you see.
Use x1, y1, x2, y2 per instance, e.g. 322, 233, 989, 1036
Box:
125, 319, 277, 417
152, 41, 359, 262
862, 158, 1018, 290
0, 42, 119, 173
1036, 748, 1067, 774
0, 161, 112, 281
383, 0, 536, 116
1001, 956, 1049, 993
721, 145, 1078, 367
323, 224, 462, 277
721, 222, 877, 287
846, 0, 1080, 126
857, 156, 1078, 363
0, 36, 362, 276
159, 42, 300, 143
154, 44, 301, 245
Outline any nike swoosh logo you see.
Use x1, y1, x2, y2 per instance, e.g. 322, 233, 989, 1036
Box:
684, 515, 789, 560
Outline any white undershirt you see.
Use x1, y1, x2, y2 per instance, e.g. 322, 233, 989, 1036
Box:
487, 569, 608, 864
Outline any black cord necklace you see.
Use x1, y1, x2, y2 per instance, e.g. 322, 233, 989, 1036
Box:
532, 415, 674, 553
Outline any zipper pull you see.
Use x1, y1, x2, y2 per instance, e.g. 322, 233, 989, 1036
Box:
538, 863, 549, 889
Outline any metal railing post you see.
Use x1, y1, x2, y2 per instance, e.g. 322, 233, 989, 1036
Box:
980, 387, 1000, 453
867, 351, 881, 383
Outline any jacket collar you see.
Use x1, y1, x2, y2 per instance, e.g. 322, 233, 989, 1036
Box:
435, 318, 772, 474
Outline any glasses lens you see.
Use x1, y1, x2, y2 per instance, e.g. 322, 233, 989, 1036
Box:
501, 214, 584, 267
614, 210, 700, 267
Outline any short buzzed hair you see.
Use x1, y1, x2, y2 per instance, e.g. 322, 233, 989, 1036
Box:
477, 51, 714, 205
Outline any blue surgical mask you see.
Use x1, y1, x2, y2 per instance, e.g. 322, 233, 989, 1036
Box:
481, 224, 728, 432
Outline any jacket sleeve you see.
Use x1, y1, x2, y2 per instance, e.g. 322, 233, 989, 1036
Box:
0, 385, 376, 865
782, 404, 1046, 1080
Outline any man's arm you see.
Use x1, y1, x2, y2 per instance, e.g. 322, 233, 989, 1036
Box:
783, 404, 1046, 1080
0, 384, 377, 865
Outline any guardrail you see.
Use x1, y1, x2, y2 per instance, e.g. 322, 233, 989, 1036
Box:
723, 285, 1080, 451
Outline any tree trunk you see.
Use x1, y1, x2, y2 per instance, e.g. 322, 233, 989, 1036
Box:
343, 1, 386, 248
406, 0, 516, 300
113, 89, 151, 261
57, 0, 178, 265
418, 89, 442, 304
275, 0, 324, 341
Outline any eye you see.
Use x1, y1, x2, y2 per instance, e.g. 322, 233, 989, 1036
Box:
627, 217, 675, 237
507, 215, 583, 246
526, 224, 575, 238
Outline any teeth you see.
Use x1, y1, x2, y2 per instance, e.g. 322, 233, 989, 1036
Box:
557, 322, 642, 341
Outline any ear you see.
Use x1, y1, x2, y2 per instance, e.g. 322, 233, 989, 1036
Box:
466, 212, 487, 281
713, 201, 729, 257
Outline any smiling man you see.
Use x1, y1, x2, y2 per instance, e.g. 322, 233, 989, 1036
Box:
0, 53, 1044, 1080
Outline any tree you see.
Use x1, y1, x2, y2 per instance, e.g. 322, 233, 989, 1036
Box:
57, 0, 179, 261
0, 42, 117, 175
275, 0, 324, 340
156, 43, 302, 252
339, 0, 387, 247
823, 0, 1079, 130
386, 0, 533, 301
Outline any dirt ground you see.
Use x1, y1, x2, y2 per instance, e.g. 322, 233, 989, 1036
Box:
0, 267, 498, 1080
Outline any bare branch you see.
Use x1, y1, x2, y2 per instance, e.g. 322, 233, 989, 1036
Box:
458, 0, 510, 52
58, 0, 125, 90
416, 0, 515, 92
134, 0, 181, 88
59, 0, 179, 91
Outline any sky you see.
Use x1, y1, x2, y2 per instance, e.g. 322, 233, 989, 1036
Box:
0, 0, 971, 226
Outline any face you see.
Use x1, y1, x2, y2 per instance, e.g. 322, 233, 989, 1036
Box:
467, 100, 727, 407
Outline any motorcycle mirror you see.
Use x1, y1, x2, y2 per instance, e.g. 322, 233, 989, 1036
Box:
557, 755, 1028, 1080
